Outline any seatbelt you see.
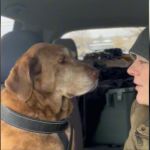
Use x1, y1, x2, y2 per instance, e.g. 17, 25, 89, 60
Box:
1, 104, 73, 150
58, 124, 73, 150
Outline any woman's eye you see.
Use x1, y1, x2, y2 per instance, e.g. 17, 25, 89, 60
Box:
139, 60, 148, 64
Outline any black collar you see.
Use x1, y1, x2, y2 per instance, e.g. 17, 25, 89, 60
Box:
1, 104, 73, 149
1, 104, 69, 134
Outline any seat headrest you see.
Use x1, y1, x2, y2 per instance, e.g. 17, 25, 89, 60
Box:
1, 31, 42, 83
53, 38, 78, 58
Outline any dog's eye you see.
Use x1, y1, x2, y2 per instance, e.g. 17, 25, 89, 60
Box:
58, 56, 66, 64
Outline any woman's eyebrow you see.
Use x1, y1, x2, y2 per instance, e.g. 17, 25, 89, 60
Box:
138, 56, 149, 63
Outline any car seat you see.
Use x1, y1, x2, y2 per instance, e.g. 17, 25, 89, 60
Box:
1, 30, 42, 83
81, 51, 135, 150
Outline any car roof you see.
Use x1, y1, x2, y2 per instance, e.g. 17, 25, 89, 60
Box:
1, 0, 148, 34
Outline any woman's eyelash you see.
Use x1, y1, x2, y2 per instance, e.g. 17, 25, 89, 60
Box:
139, 60, 148, 64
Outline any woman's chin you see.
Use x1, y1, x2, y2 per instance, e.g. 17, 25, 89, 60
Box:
136, 95, 149, 105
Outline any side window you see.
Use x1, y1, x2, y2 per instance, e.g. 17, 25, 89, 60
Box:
1, 16, 15, 37
62, 27, 144, 60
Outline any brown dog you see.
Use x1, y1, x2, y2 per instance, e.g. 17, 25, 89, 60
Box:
1, 43, 98, 150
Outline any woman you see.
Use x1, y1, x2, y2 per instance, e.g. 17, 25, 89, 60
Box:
124, 28, 149, 150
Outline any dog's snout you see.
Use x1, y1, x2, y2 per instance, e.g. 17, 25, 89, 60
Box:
89, 69, 99, 80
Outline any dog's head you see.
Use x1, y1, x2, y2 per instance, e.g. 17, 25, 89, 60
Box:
5, 43, 98, 102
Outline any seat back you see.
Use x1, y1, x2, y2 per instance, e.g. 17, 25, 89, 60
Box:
93, 87, 136, 145
1, 30, 42, 83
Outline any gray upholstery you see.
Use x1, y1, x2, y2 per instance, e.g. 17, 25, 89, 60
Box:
53, 38, 78, 59
1, 30, 42, 83
70, 99, 84, 150
93, 88, 135, 146
1, 0, 148, 32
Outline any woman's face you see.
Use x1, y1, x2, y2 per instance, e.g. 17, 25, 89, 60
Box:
127, 54, 149, 105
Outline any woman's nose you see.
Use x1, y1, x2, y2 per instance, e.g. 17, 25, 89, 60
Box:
127, 62, 139, 76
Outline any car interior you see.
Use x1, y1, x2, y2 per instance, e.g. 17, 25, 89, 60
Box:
1, 0, 148, 150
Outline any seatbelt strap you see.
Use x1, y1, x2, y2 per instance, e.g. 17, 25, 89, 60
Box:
58, 124, 73, 150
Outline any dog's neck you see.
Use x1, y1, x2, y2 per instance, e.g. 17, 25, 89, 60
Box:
1, 89, 73, 121
26, 90, 73, 120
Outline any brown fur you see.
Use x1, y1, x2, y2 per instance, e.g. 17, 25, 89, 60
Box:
1, 43, 98, 150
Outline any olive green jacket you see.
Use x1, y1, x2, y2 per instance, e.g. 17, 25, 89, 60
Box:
124, 100, 149, 150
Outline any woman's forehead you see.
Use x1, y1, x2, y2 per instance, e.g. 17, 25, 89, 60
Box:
136, 54, 149, 63
130, 52, 149, 63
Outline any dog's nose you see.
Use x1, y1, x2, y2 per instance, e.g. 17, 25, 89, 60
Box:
90, 69, 99, 80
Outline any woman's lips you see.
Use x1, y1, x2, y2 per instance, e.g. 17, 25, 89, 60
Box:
134, 81, 142, 86
133, 81, 143, 90
135, 85, 142, 90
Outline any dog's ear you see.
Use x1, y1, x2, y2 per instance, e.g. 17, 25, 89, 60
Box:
63, 47, 77, 58
5, 56, 41, 101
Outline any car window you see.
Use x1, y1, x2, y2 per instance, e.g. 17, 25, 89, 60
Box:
62, 27, 144, 60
